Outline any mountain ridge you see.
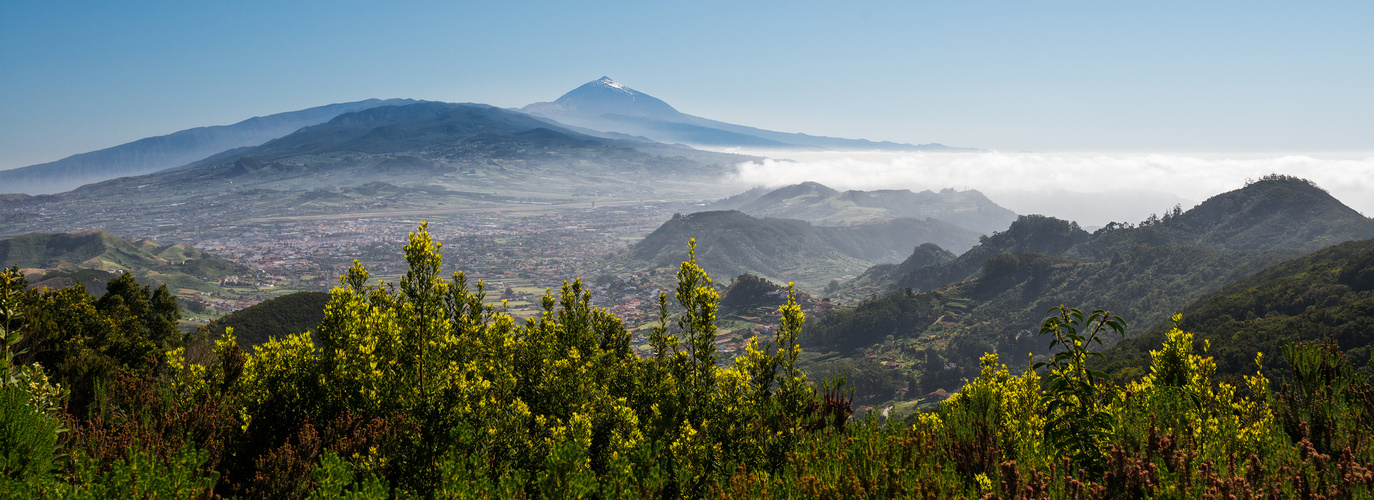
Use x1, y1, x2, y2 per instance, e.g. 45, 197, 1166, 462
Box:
797, 176, 1374, 403
0, 99, 417, 194
711, 181, 1016, 234
0, 101, 757, 242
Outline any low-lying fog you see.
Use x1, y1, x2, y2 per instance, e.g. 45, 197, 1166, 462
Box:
722, 150, 1374, 229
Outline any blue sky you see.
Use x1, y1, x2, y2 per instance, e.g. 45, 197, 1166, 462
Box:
2, 1, 1372, 169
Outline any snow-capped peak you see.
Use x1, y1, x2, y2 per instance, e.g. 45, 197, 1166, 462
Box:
533, 76, 683, 117
595, 77, 633, 95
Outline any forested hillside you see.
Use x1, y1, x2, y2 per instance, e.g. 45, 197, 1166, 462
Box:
800, 176, 1374, 407
892, 214, 1090, 294
1078, 175, 1374, 256
1101, 237, 1374, 381
621, 210, 981, 291
209, 291, 330, 348
837, 243, 957, 299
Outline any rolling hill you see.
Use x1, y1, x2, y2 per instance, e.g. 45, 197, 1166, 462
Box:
838, 243, 958, 299
1, 230, 249, 296
861, 176, 1374, 298
1099, 236, 1374, 382
209, 291, 331, 348
1076, 174, 1374, 256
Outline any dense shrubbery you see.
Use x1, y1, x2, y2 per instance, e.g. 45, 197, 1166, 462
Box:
5, 225, 1374, 498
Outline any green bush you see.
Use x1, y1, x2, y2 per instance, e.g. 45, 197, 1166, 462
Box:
0, 384, 60, 489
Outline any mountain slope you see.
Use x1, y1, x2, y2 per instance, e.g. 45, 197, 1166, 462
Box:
799, 176, 1374, 404
891, 215, 1091, 294
0, 99, 415, 194
1, 230, 243, 275
1079, 175, 1374, 256
0, 102, 756, 240
523, 77, 683, 121
523, 77, 970, 151
872, 177, 1374, 297
1099, 237, 1374, 382
839, 243, 957, 299
182, 101, 574, 167
620, 210, 980, 291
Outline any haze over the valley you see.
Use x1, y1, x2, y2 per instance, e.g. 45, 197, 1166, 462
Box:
723, 150, 1374, 227
4, 2, 1370, 181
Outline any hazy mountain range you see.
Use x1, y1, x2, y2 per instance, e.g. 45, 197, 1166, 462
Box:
0, 101, 754, 239
617, 210, 983, 290
710, 181, 1016, 235
0, 99, 416, 195
0, 77, 969, 196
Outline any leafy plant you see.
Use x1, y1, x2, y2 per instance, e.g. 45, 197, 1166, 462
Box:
1034, 305, 1127, 474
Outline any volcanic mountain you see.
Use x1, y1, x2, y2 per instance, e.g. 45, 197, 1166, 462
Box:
523, 77, 970, 151
0, 101, 755, 240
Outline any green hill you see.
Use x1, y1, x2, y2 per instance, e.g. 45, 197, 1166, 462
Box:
1, 230, 248, 296
209, 291, 331, 348
837, 243, 956, 299
892, 214, 1091, 293
1077, 174, 1374, 256
1099, 237, 1374, 382
621, 210, 981, 292
717, 273, 819, 318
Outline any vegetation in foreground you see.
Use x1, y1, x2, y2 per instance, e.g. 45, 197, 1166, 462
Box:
3, 223, 1374, 498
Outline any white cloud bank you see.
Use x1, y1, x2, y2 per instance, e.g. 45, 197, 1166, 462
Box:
723, 151, 1374, 228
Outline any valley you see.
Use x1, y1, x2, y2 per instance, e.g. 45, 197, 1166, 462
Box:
5, 78, 1374, 427
8, 4, 1374, 497
0, 83, 1015, 343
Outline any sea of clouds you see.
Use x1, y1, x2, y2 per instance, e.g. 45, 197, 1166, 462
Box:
721, 151, 1374, 228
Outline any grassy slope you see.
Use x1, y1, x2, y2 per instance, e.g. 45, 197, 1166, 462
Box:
1, 230, 249, 296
